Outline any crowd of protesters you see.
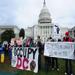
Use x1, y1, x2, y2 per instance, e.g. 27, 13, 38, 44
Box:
0, 32, 75, 75
0, 41, 17, 61
36, 32, 74, 75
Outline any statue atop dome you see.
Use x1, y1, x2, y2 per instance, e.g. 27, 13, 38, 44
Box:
44, 0, 46, 6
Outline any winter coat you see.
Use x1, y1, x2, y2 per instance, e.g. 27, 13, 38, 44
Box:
64, 38, 72, 42
37, 41, 43, 53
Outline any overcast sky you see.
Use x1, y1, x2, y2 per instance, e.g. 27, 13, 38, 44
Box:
0, 0, 75, 29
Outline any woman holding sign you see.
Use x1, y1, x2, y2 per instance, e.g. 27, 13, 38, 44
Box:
64, 32, 73, 75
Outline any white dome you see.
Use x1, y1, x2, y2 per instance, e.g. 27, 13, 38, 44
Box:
41, 7, 49, 13
38, 1, 52, 23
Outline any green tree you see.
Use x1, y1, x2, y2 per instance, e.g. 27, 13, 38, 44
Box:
19, 28, 25, 39
1, 30, 15, 43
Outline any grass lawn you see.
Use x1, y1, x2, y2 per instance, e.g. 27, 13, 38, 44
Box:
0, 55, 75, 75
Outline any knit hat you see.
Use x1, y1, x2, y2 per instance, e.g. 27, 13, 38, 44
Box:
65, 32, 69, 36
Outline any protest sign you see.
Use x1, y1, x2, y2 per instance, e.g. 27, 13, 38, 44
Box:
44, 42, 75, 59
54, 24, 60, 39
3, 41, 8, 45
11, 37, 23, 45
11, 47, 38, 73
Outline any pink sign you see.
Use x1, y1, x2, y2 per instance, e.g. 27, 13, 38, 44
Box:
11, 38, 23, 45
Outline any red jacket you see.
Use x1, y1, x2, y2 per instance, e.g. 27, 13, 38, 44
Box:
64, 38, 72, 42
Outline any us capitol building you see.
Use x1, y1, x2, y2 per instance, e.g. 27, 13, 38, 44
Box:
0, 0, 75, 42
25, 0, 69, 42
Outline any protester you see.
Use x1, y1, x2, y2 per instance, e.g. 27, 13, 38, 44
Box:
31, 41, 35, 47
23, 43, 25, 47
49, 37, 52, 64
14, 41, 18, 47
64, 32, 73, 75
5, 44, 9, 55
50, 37, 52, 42
51, 39, 59, 71
63, 37, 66, 42
58, 39, 61, 42
0, 44, 2, 57
45, 38, 51, 72
74, 41, 75, 51
8, 43, 12, 60
2, 44, 6, 53
37, 36, 43, 70
1, 44, 5, 63
19, 45, 22, 47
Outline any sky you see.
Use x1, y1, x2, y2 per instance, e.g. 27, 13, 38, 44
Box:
0, 0, 75, 29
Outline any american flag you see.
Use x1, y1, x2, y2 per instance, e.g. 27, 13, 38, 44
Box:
44, 18, 46, 21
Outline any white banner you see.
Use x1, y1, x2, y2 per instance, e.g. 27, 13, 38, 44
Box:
54, 24, 60, 39
44, 42, 75, 59
11, 47, 38, 73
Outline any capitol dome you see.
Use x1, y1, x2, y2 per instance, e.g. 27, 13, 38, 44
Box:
38, 0, 52, 23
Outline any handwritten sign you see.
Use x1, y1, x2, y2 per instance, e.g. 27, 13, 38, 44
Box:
44, 42, 75, 59
11, 47, 38, 73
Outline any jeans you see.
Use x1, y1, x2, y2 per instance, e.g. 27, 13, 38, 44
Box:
38, 53, 41, 70
9, 50, 12, 60
45, 62, 50, 72
65, 59, 73, 74
52, 58, 58, 69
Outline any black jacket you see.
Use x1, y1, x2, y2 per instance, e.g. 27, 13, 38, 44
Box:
37, 41, 43, 53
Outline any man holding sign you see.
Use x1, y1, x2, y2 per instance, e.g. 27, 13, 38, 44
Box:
37, 36, 43, 70
64, 32, 73, 75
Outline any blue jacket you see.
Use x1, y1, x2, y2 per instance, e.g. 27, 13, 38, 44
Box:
1, 46, 5, 54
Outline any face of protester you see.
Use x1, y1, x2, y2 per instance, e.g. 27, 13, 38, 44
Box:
37, 37, 39, 41
14, 41, 16, 45
23, 43, 25, 46
65, 35, 69, 38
